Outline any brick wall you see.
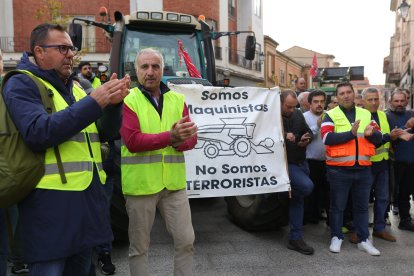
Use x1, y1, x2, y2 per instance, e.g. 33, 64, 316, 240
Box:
12, 0, 129, 52
163, 0, 219, 26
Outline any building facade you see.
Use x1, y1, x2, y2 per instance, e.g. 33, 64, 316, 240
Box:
263, 35, 303, 89
0, 0, 130, 69
385, 0, 414, 107
0, 0, 264, 87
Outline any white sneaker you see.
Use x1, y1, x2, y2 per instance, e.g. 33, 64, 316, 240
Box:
329, 236, 343, 253
357, 239, 380, 256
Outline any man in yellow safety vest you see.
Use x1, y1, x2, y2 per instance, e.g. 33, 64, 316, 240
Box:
120, 48, 197, 276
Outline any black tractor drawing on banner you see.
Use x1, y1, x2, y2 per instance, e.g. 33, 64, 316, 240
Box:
195, 117, 274, 159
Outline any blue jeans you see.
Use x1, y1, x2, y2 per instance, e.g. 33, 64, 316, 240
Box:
29, 249, 92, 276
327, 166, 372, 241
288, 162, 314, 240
372, 164, 389, 232
0, 209, 8, 276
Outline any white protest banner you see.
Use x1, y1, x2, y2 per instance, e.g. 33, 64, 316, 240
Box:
170, 84, 290, 198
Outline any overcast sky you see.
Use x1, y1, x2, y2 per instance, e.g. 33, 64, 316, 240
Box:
263, 0, 395, 85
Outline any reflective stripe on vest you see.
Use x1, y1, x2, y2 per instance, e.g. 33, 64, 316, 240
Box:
67, 133, 99, 143
121, 155, 184, 165
45, 161, 103, 174
122, 155, 163, 164
325, 106, 375, 166
19, 71, 106, 190
326, 155, 371, 162
375, 147, 389, 155
121, 87, 186, 196
371, 110, 390, 162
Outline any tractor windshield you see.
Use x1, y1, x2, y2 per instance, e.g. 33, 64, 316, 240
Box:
122, 27, 202, 86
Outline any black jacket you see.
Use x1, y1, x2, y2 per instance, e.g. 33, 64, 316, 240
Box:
283, 109, 313, 164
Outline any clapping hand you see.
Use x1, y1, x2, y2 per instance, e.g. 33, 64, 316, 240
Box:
170, 116, 198, 148
90, 73, 131, 108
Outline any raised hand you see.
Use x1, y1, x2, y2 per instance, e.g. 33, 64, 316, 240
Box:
398, 128, 414, 141
90, 73, 131, 108
364, 124, 375, 137
170, 116, 198, 147
405, 117, 414, 129
390, 127, 405, 141
351, 120, 360, 136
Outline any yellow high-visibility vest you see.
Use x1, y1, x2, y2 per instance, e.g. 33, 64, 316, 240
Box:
325, 106, 375, 166
21, 70, 106, 190
121, 87, 186, 196
370, 110, 390, 162
91, 77, 101, 89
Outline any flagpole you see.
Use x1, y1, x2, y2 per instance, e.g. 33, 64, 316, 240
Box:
310, 52, 318, 90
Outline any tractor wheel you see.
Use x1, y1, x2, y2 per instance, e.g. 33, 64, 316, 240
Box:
204, 144, 220, 159
233, 137, 251, 157
224, 192, 289, 231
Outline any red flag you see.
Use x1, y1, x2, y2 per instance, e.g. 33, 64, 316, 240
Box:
310, 53, 318, 78
178, 40, 202, 78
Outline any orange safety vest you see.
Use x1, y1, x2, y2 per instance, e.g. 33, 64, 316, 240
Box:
325, 106, 375, 166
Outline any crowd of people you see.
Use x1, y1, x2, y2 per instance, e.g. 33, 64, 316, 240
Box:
1, 22, 414, 276
283, 80, 414, 257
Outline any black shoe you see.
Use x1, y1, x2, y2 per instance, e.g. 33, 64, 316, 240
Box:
98, 252, 116, 275
398, 219, 414, 232
11, 263, 29, 274
287, 239, 314, 255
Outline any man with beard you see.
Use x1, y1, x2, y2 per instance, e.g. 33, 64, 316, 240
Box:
2, 23, 130, 275
304, 90, 329, 224
386, 89, 414, 231
321, 82, 382, 255
78, 61, 102, 89
281, 90, 315, 255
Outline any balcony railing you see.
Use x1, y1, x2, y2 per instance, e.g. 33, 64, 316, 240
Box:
0, 37, 30, 52
228, 48, 261, 72
214, 46, 222, 60
0, 36, 111, 53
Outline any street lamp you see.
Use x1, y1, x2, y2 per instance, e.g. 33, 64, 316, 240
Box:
398, 0, 411, 21
259, 52, 265, 64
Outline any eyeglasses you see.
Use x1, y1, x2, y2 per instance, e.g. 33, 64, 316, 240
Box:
39, 45, 78, 56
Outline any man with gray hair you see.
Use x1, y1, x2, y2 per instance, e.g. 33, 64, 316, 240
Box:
362, 87, 403, 242
120, 48, 198, 275
297, 91, 310, 112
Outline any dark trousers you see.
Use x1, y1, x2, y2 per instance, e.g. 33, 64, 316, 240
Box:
327, 166, 372, 241
306, 159, 329, 223
394, 161, 414, 221
371, 162, 389, 232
